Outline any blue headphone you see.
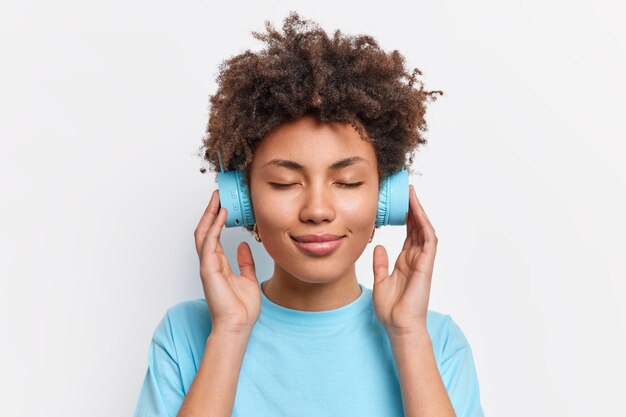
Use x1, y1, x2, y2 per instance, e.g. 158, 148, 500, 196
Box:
216, 152, 409, 228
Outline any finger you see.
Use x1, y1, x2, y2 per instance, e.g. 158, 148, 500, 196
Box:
410, 186, 437, 251
401, 211, 414, 251
412, 186, 435, 232
204, 206, 228, 258
198, 192, 226, 256
372, 245, 389, 285
408, 186, 421, 247
237, 242, 257, 281
195, 190, 221, 256
205, 211, 232, 278
413, 207, 422, 248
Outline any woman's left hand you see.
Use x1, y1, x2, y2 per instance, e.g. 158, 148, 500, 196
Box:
372, 184, 438, 337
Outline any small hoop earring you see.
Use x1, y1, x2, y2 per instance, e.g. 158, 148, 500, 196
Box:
368, 227, 376, 243
253, 223, 262, 242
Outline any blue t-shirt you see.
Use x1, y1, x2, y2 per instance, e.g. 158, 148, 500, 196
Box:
134, 281, 484, 417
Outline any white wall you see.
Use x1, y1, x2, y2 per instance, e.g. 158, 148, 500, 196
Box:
1, 1, 625, 415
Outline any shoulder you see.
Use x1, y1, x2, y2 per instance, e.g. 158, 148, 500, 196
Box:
426, 309, 475, 364
150, 298, 213, 357
426, 310, 485, 415
165, 298, 212, 325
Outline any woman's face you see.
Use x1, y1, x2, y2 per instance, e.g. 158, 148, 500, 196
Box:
249, 114, 379, 285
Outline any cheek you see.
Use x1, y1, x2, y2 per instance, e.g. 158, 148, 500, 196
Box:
337, 195, 377, 226
338, 181, 380, 222
250, 189, 295, 229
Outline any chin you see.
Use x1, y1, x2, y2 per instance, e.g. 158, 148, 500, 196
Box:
278, 259, 355, 284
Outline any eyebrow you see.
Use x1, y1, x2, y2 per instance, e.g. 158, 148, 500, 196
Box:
262, 156, 370, 171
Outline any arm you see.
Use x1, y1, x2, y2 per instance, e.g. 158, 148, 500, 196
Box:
373, 187, 466, 416
388, 329, 456, 417
178, 191, 261, 416
177, 329, 251, 417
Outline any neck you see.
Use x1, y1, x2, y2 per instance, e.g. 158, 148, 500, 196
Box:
261, 265, 362, 311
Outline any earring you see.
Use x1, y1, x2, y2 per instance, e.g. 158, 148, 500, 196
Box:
253, 223, 262, 242
368, 227, 376, 243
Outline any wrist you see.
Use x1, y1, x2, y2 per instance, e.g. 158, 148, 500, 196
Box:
209, 326, 253, 342
386, 325, 431, 342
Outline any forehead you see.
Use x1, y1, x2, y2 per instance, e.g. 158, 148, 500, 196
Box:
252, 116, 376, 169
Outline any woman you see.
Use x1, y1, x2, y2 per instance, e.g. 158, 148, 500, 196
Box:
134, 12, 484, 417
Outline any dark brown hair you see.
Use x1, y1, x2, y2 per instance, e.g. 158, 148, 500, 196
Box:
197, 11, 443, 231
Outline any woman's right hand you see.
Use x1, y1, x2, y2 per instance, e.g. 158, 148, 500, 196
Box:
194, 189, 261, 335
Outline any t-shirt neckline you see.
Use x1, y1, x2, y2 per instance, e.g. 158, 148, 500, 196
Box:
259, 279, 371, 328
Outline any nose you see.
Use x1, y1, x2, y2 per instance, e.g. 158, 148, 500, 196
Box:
298, 184, 336, 224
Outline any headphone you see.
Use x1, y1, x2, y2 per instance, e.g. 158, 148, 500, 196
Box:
216, 152, 409, 228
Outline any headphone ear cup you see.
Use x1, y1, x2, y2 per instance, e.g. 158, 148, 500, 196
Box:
376, 167, 409, 227
216, 170, 255, 228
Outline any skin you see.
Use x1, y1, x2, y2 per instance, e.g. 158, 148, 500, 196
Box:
189, 114, 455, 416
248, 114, 378, 311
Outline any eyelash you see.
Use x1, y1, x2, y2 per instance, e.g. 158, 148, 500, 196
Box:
270, 182, 364, 189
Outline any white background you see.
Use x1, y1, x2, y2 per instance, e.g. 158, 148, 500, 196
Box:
1, 1, 625, 416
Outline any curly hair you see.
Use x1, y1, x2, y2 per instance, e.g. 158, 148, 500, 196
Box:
197, 11, 443, 232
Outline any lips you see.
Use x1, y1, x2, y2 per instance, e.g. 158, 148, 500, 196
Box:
291, 236, 345, 257
291, 234, 344, 243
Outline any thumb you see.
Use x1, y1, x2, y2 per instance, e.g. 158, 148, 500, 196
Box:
236, 242, 257, 281
372, 245, 389, 285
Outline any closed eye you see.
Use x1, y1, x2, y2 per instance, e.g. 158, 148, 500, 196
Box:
269, 182, 364, 189
336, 182, 364, 188
269, 183, 298, 189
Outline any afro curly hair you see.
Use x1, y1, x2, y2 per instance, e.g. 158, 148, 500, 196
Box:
197, 11, 443, 232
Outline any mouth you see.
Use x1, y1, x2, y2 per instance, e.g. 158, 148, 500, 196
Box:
290, 236, 345, 257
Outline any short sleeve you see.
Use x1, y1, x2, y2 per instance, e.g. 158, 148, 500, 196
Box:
134, 312, 186, 417
439, 316, 485, 417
